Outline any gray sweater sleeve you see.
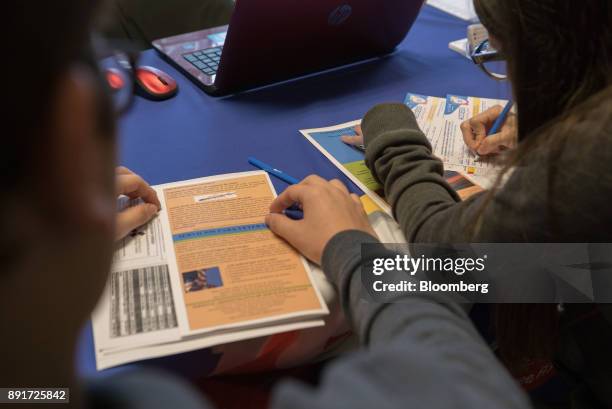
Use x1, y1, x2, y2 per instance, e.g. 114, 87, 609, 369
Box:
271, 102, 612, 409
361, 102, 612, 243
270, 103, 544, 409
270, 231, 530, 409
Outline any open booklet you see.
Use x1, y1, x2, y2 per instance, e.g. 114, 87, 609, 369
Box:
300, 92, 508, 213
92, 171, 330, 370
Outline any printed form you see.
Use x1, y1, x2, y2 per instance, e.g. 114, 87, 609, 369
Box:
299, 92, 507, 212
164, 172, 326, 333
405, 93, 508, 188
92, 171, 328, 369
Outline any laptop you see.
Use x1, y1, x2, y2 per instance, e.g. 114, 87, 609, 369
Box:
152, 0, 426, 96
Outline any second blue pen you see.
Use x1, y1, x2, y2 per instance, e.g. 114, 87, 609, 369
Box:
487, 100, 513, 136
248, 156, 304, 220
248, 157, 301, 185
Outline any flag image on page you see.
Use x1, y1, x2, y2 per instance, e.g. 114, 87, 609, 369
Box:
92, 171, 330, 371
163, 173, 327, 333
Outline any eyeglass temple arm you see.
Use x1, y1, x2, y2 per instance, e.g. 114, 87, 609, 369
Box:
478, 64, 508, 81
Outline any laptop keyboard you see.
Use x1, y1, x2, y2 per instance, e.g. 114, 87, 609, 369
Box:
183, 46, 223, 76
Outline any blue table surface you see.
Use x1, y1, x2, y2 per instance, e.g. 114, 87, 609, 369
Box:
77, 5, 511, 378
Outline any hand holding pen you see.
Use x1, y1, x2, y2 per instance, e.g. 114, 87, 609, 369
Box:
266, 175, 376, 264
248, 157, 376, 264
460, 102, 517, 156
248, 157, 305, 220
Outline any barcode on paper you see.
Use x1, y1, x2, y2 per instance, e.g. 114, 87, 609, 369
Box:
109, 264, 178, 337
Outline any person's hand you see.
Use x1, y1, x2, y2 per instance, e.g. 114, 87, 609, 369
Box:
340, 125, 364, 147
460, 105, 517, 156
265, 175, 376, 265
115, 167, 161, 241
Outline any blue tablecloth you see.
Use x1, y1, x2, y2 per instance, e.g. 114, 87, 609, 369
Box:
77, 5, 511, 377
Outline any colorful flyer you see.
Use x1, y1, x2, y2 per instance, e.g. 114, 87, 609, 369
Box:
92, 171, 329, 370
161, 172, 327, 333
404, 92, 446, 136
300, 117, 483, 210
300, 120, 389, 213
427, 94, 508, 187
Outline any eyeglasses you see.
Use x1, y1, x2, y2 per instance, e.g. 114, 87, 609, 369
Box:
469, 39, 507, 81
93, 37, 140, 115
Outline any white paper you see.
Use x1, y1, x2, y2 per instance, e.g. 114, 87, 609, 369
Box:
92, 171, 331, 370
300, 120, 392, 215
405, 92, 508, 188
300, 92, 508, 195
449, 38, 470, 59
427, 0, 478, 21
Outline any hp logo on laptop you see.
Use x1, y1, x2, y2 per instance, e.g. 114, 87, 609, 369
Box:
328, 3, 352, 26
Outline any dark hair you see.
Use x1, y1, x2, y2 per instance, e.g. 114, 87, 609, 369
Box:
2, 2, 105, 267
4, 1, 102, 191
475, 0, 611, 140
472, 0, 612, 371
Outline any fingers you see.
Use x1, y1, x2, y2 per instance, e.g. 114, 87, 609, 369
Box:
350, 193, 361, 206
115, 166, 161, 241
460, 120, 481, 151
301, 174, 327, 186
477, 132, 509, 155
117, 173, 161, 209
116, 166, 161, 208
270, 176, 351, 214
270, 184, 308, 213
116, 166, 132, 175
340, 125, 364, 146
461, 105, 504, 151
329, 179, 349, 194
475, 105, 504, 123
304, 175, 348, 194
340, 134, 363, 146
115, 202, 159, 240
265, 213, 301, 243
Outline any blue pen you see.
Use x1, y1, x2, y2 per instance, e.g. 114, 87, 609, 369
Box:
248, 157, 301, 185
488, 100, 513, 136
284, 204, 304, 220
248, 157, 304, 220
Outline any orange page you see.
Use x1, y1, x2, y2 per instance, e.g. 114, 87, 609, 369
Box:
162, 172, 326, 332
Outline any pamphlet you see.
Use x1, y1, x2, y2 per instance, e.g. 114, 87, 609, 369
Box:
92, 171, 329, 369
299, 92, 508, 212
405, 92, 507, 187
